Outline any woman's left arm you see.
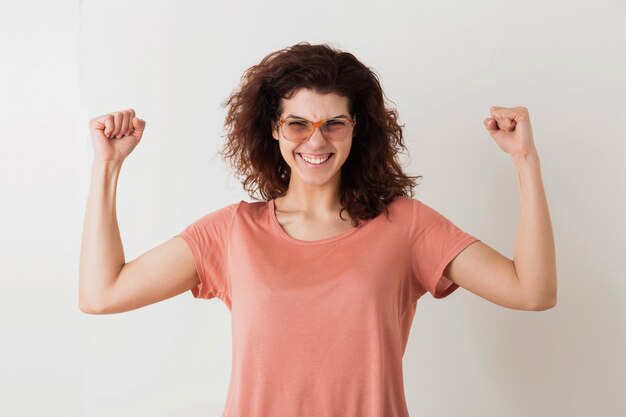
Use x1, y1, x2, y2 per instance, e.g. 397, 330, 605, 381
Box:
510, 150, 557, 309
443, 106, 557, 311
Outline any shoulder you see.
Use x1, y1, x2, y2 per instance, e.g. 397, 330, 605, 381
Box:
394, 196, 443, 221
235, 199, 266, 215
229, 199, 273, 225
385, 195, 420, 217
389, 195, 417, 208
189, 201, 242, 228
211, 200, 242, 217
365, 196, 417, 229
384, 196, 442, 238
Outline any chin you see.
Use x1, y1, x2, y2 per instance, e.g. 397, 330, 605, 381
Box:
294, 167, 342, 185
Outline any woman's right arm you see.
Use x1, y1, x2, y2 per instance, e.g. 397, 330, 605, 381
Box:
79, 109, 200, 314
78, 159, 126, 312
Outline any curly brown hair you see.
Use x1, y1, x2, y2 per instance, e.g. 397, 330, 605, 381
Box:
219, 41, 422, 227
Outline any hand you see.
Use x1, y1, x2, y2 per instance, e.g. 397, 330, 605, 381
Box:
483, 106, 537, 158
89, 108, 146, 163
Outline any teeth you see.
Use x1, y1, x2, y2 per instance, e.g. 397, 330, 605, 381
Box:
300, 153, 330, 164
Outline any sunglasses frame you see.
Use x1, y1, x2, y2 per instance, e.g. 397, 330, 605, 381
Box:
276, 116, 357, 143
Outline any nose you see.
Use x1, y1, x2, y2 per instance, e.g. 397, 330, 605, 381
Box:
305, 125, 327, 146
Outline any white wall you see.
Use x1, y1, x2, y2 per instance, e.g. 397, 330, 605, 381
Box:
1, 0, 624, 416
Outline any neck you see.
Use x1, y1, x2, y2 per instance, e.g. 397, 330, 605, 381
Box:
276, 177, 343, 218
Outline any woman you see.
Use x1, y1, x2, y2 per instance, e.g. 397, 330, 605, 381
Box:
79, 42, 556, 416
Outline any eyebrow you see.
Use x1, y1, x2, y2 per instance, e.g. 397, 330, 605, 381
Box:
285, 114, 350, 120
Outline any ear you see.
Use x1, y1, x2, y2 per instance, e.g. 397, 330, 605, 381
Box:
272, 123, 279, 140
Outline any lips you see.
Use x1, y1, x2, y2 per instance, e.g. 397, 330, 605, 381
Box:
297, 153, 333, 165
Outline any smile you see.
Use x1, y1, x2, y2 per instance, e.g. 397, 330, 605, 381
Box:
297, 153, 333, 166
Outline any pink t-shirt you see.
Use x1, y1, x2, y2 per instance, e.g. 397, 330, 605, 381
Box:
174, 196, 479, 417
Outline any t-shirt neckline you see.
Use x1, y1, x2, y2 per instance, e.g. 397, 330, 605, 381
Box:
268, 199, 371, 245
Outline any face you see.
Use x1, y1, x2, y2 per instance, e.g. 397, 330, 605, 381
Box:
272, 88, 354, 188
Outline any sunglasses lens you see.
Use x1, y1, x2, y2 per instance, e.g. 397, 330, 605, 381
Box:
282, 119, 353, 142
283, 120, 309, 141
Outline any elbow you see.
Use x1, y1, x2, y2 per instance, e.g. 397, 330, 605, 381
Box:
524, 272, 557, 311
78, 296, 106, 315
530, 292, 557, 311
78, 280, 110, 314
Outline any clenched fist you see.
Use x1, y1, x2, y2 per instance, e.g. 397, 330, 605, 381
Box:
483, 106, 537, 158
89, 108, 146, 162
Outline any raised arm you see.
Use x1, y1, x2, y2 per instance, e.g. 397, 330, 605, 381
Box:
438, 106, 557, 311
78, 109, 199, 314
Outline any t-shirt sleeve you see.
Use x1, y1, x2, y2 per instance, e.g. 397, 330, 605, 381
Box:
409, 198, 480, 300
173, 202, 239, 301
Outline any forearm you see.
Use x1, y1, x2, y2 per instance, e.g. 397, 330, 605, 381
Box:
78, 159, 126, 310
512, 151, 557, 309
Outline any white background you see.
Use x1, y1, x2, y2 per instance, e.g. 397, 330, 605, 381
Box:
1, 0, 624, 416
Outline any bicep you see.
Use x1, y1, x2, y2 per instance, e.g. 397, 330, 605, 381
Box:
97, 237, 200, 314
443, 240, 533, 311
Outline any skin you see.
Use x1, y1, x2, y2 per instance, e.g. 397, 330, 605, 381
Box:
442, 106, 557, 310
270, 88, 358, 240
80, 102, 556, 315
